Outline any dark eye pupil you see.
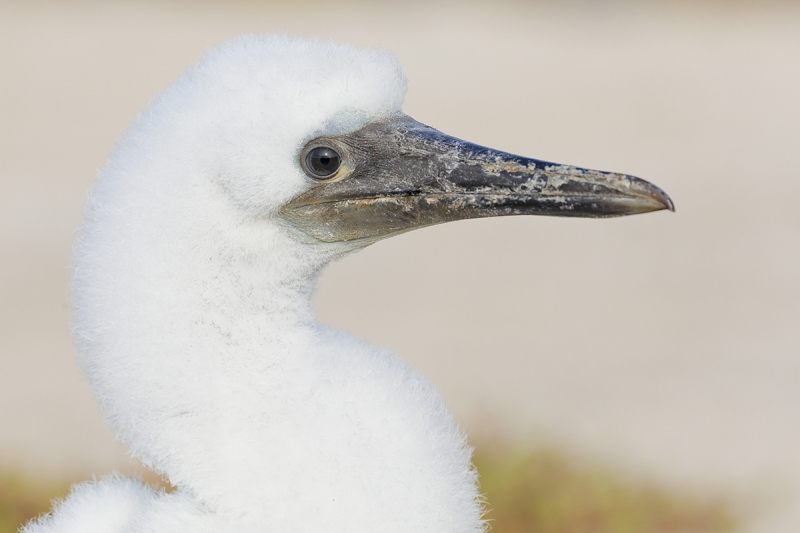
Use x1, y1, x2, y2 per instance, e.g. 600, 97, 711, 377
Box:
306, 147, 341, 178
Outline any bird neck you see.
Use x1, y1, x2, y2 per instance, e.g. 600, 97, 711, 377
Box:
74, 176, 343, 498
74, 178, 483, 532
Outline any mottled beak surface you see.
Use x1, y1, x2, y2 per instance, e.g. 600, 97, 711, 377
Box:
280, 114, 674, 244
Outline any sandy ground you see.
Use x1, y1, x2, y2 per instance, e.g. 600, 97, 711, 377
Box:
1, 1, 798, 531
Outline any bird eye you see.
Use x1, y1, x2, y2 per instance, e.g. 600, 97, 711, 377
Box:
305, 146, 341, 179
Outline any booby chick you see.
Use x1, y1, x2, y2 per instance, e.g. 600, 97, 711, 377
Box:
25, 36, 673, 533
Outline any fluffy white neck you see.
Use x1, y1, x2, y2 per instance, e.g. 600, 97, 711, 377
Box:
73, 175, 481, 532
69, 34, 482, 532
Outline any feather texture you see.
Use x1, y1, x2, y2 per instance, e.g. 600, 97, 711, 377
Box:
27, 35, 483, 533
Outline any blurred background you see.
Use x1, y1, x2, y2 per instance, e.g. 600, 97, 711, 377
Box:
0, 0, 798, 531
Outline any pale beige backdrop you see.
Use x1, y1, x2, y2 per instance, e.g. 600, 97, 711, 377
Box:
1, 1, 798, 532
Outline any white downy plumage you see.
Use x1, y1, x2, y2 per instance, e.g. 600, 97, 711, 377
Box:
28, 36, 481, 533
25, 35, 671, 533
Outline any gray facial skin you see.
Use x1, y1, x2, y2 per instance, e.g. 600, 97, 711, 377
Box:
280, 114, 674, 244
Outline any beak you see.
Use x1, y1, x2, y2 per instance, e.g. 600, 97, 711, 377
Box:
280, 114, 674, 244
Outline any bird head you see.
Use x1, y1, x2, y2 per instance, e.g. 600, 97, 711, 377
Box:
109, 35, 671, 265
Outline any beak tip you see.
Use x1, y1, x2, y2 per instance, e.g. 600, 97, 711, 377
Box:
645, 181, 675, 213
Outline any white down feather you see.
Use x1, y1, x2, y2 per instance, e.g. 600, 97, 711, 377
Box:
24, 36, 483, 533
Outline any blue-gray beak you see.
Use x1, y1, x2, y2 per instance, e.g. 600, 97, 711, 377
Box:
281, 114, 674, 243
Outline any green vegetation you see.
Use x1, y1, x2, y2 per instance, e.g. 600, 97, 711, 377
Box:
473, 445, 738, 533
0, 469, 69, 533
2, 446, 738, 533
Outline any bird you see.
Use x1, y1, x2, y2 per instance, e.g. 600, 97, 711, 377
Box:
24, 35, 673, 533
